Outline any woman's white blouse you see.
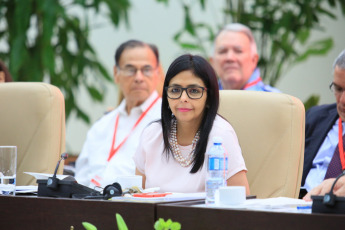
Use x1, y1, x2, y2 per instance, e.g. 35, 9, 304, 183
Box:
134, 115, 247, 193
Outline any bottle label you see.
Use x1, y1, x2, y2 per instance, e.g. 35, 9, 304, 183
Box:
208, 156, 228, 170
209, 157, 220, 170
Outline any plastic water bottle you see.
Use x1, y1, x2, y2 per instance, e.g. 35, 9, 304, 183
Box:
205, 137, 228, 205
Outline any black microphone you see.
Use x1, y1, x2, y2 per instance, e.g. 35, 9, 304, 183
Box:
312, 170, 345, 214
47, 152, 68, 190
323, 170, 345, 206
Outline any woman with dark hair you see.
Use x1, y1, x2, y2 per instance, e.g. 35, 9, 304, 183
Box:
0, 60, 13, 83
134, 54, 249, 193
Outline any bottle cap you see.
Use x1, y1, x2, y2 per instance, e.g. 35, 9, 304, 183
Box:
213, 136, 223, 144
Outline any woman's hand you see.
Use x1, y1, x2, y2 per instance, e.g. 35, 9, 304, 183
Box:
135, 168, 146, 189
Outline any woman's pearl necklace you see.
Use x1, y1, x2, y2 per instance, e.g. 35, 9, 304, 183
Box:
169, 118, 200, 167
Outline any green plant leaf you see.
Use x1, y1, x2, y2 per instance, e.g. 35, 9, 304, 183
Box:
170, 222, 182, 230
316, 5, 336, 19
154, 218, 167, 230
154, 219, 161, 230
156, 0, 169, 4
87, 86, 104, 102
304, 95, 320, 111
154, 218, 182, 230
199, 0, 206, 10
296, 29, 310, 44
76, 107, 91, 124
295, 38, 333, 63
183, 5, 196, 36
165, 219, 173, 227
116, 213, 129, 230
82, 222, 97, 230
179, 42, 202, 50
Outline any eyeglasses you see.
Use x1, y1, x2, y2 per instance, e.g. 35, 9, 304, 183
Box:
118, 65, 157, 77
165, 86, 207, 99
330, 82, 345, 95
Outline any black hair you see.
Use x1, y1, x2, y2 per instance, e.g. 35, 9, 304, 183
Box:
161, 54, 219, 173
114, 39, 159, 66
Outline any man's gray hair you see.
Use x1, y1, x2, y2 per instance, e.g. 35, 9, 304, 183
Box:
213, 23, 258, 55
333, 49, 345, 71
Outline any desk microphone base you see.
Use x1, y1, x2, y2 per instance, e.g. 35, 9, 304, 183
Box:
312, 195, 345, 214
37, 177, 100, 198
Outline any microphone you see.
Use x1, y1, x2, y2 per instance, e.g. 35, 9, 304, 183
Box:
47, 152, 68, 190
323, 170, 345, 206
37, 152, 103, 198
311, 170, 345, 214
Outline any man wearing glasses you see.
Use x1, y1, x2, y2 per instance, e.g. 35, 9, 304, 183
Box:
75, 40, 162, 188
301, 49, 345, 198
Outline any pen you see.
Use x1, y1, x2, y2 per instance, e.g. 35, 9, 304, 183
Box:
132, 192, 172, 198
296, 205, 312, 210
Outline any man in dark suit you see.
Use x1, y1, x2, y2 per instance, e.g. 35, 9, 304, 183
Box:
302, 49, 345, 197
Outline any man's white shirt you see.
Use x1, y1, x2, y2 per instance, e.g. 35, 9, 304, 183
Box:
75, 91, 161, 188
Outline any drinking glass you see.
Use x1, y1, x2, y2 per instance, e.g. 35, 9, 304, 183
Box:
0, 146, 17, 195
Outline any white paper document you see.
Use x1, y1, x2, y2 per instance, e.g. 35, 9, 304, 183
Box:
196, 197, 312, 214
24, 172, 70, 180
15, 185, 38, 194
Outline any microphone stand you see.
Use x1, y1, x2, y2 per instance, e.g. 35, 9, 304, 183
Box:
37, 152, 101, 198
47, 153, 68, 190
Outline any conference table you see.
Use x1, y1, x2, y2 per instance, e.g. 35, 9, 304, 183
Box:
0, 195, 157, 229
1, 195, 345, 229
157, 200, 345, 230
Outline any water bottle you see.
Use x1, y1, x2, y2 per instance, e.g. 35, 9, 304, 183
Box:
205, 137, 228, 205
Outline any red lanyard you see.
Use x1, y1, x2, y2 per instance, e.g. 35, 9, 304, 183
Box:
243, 77, 262, 90
338, 118, 345, 170
107, 95, 160, 162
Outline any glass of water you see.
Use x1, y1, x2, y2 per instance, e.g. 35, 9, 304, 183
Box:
0, 146, 17, 195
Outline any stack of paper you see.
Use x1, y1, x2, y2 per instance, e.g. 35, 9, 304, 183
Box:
196, 197, 312, 214
15, 185, 38, 194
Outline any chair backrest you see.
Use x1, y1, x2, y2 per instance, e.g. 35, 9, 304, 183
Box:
218, 90, 305, 198
0, 82, 65, 185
